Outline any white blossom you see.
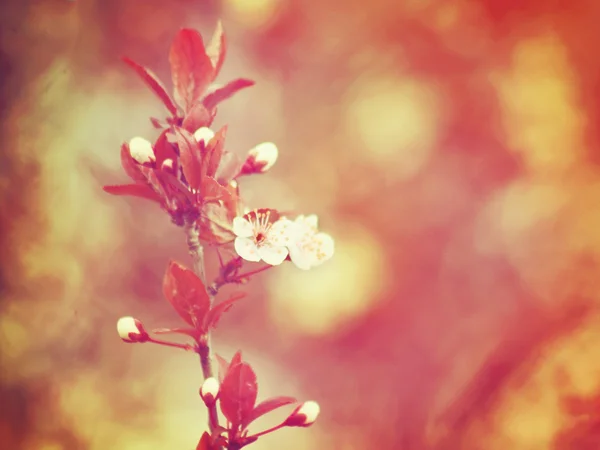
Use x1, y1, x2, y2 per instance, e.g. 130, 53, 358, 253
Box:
287, 215, 334, 270
233, 210, 295, 265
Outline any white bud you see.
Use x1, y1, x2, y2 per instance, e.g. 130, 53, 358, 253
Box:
200, 377, 220, 404
193, 127, 215, 145
284, 401, 320, 427
117, 316, 148, 343
247, 142, 278, 172
161, 158, 175, 174
128, 137, 155, 164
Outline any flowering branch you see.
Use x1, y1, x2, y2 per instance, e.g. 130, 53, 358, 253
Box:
185, 220, 220, 434
185, 220, 208, 287
107, 21, 334, 450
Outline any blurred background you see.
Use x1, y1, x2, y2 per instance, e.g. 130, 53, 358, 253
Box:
2, 0, 600, 449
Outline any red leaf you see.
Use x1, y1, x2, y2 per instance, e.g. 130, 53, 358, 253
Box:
215, 152, 243, 185
102, 184, 161, 203
206, 21, 226, 78
202, 78, 254, 111
122, 57, 179, 116
169, 29, 214, 112
201, 177, 233, 203
153, 129, 178, 169
119, 143, 146, 183
242, 396, 297, 430
139, 167, 170, 202
198, 203, 236, 244
150, 117, 164, 129
182, 103, 215, 133
230, 350, 243, 368
196, 432, 210, 450
162, 260, 210, 326
219, 359, 258, 429
204, 292, 246, 330
153, 170, 196, 207
215, 354, 230, 383
173, 127, 203, 191
204, 125, 227, 178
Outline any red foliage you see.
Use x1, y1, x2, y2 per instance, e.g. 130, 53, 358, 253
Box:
162, 260, 210, 326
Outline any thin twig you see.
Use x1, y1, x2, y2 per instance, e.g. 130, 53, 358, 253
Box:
147, 337, 195, 351
184, 220, 220, 435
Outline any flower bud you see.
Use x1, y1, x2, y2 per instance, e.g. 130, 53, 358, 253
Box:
128, 137, 155, 164
283, 401, 320, 427
117, 316, 149, 343
161, 158, 176, 175
193, 127, 215, 146
244, 142, 278, 174
200, 377, 220, 405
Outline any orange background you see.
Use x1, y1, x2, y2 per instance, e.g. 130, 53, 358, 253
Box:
2, 0, 600, 449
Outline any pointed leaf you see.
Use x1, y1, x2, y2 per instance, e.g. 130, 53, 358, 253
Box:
219, 360, 258, 429
102, 184, 161, 203
169, 29, 214, 112
153, 129, 178, 168
242, 396, 297, 430
162, 260, 210, 326
215, 354, 230, 383
150, 117, 165, 129
215, 151, 243, 185
173, 127, 203, 191
198, 202, 236, 244
206, 21, 226, 78
204, 292, 246, 330
204, 126, 227, 178
122, 57, 179, 116
202, 78, 254, 111
139, 167, 170, 203
153, 170, 196, 206
201, 177, 234, 203
196, 432, 211, 450
182, 103, 215, 133
120, 143, 146, 182
230, 350, 243, 368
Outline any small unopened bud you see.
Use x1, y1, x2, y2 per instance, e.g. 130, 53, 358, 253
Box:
200, 377, 220, 405
193, 127, 215, 146
129, 137, 155, 164
117, 316, 149, 343
245, 142, 278, 173
161, 158, 175, 174
283, 401, 320, 427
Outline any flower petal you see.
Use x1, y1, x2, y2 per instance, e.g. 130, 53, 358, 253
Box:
258, 244, 289, 266
232, 217, 254, 238
288, 245, 313, 270
268, 218, 298, 246
312, 232, 335, 266
303, 214, 319, 231
234, 237, 261, 262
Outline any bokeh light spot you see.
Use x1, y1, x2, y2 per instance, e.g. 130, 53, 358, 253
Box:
344, 75, 442, 179
492, 33, 585, 175
268, 224, 386, 336
223, 0, 282, 29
